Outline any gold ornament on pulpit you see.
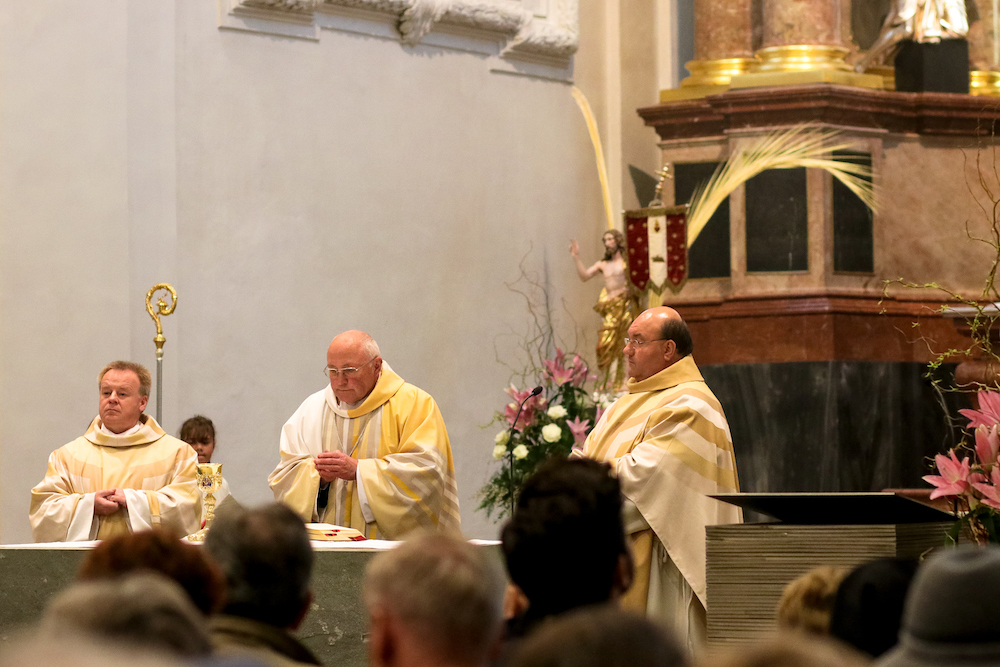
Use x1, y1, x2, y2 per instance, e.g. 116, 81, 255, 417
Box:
187, 463, 223, 542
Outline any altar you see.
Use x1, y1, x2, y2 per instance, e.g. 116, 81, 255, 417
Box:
0, 540, 500, 665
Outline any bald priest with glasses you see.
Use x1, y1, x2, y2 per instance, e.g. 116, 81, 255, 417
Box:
269, 330, 460, 539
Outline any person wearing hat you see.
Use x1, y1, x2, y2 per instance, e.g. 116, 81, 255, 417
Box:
876, 545, 1000, 667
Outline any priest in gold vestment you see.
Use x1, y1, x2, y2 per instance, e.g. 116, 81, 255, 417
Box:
269, 330, 460, 539
577, 307, 741, 650
30, 361, 201, 542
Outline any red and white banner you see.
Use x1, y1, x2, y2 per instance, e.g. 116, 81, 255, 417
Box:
624, 205, 688, 294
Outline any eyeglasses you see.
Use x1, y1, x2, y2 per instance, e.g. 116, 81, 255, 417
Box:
324, 357, 376, 379
623, 337, 667, 348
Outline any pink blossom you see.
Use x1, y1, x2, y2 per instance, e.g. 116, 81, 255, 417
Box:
504, 385, 543, 432
974, 467, 1000, 510
547, 366, 575, 386
567, 416, 591, 449
976, 425, 1000, 471
924, 450, 974, 500
959, 390, 1000, 429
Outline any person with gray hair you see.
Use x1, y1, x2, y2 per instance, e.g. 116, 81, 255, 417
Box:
203, 502, 321, 667
364, 533, 506, 667
269, 329, 461, 539
38, 571, 212, 658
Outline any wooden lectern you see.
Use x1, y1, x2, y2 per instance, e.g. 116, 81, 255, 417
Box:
705, 492, 954, 646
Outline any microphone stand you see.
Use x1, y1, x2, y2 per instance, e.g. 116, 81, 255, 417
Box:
507, 386, 543, 518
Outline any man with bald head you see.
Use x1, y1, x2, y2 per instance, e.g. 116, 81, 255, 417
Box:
269, 331, 460, 539
577, 306, 741, 650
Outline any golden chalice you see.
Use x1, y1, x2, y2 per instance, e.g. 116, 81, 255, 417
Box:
187, 463, 222, 542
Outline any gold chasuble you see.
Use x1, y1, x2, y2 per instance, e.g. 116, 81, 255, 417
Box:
269, 368, 460, 539
580, 355, 741, 640
30, 415, 201, 542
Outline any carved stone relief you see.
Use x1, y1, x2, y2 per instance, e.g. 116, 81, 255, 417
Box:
224, 0, 577, 64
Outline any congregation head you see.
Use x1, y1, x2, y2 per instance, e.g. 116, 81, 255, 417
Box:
363, 533, 506, 667
624, 307, 692, 382
876, 545, 1000, 667
97, 360, 151, 433
38, 571, 212, 659
326, 330, 384, 405
501, 458, 631, 623
509, 606, 687, 667
203, 502, 314, 630
698, 632, 868, 667
776, 565, 849, 636
829, 557, 919, 658
77, 528, 226, 616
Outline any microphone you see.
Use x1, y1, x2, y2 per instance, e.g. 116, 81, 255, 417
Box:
507, 385, 544, 517
509, 385, 543, 433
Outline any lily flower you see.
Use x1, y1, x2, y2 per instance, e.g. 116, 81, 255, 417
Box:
974, 467, 1000, 510
923, 450, 974, 500
549, 367, 575, 386
976, 425, 1000, 471
504, 385, 542, 431
567, 416, 591, 448
960, 390, 1000, 429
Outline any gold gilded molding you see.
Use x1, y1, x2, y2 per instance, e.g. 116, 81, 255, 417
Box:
681, 58, 757, 87
971, 70, 1000, 97
751, 45, 853, 73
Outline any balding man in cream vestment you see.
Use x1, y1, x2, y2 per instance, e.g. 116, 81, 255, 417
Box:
269, 331, 460, 539
577, 307, 741, 650
30, 361, 201, 542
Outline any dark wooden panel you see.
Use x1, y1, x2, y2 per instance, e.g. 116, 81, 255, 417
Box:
745, 168, 808, 272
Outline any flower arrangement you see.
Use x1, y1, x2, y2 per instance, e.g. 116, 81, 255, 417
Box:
478, 348, 615, 519
924, 390, 1000, 544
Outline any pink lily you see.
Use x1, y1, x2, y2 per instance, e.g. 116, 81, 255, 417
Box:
976, 425, 1000, 471
547, 366, 574, 386
923, 450, 974, 500
959, 390, 1000, 429
974, 467, 1000, 510
566, 416, 591, 449
504, 385, 542, 431
553, 348, 566, 369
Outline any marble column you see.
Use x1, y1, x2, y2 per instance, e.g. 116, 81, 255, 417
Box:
754, 0, 852, 72
681, 0, 755, 87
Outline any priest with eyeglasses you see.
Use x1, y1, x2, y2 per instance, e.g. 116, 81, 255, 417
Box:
268, 330, 460, 539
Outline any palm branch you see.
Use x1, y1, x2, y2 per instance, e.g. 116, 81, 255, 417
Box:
686, 123, 877, 246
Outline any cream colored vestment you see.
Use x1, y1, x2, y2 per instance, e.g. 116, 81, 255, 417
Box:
30, 415, 201, 542
269, 367, 460, 539
579, 356, 742, 646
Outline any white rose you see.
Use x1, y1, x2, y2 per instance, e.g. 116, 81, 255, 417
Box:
547, 405, 568, 419
541, 423, 562, 443
493, 444, 507, 460
495, 430, 510, 446
512, 444, 529, 460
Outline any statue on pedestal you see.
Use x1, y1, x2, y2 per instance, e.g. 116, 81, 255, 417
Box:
856, 0, 969, 72
570, 230, 641, 389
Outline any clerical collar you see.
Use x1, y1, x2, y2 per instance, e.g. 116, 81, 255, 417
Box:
98, 420, 143, 437
337, 398, 364, 411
